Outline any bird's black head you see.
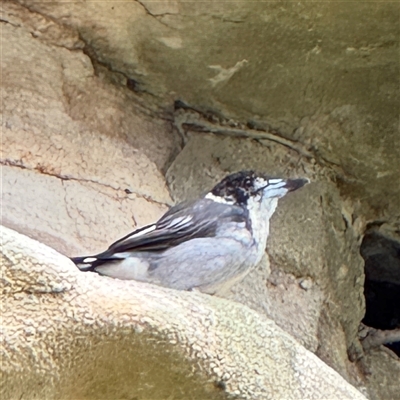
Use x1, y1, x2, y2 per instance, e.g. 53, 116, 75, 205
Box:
210, 171, 260, 205
209, 170, 309, 206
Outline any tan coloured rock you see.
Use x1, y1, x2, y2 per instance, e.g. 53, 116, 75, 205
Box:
14, 0, 400, 223
1, 1, 398, 398
363, 348, 400, 400
1, 4, 177, 256
2, 165, 169, 257
1, 226, 368, 400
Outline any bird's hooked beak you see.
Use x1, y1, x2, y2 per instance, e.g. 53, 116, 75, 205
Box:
254, 177, 309, 199
283, 178, 310, 192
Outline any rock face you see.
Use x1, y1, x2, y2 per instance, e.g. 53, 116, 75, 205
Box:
2, 1, 177, 257
13, 0, 400, 222
1, 226, 368, 400
1, 1, 399, 399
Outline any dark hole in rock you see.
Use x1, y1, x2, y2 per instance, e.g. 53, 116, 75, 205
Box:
360, 229, 400, 356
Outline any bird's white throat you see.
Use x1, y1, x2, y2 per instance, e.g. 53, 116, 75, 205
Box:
247, 196, 278, 256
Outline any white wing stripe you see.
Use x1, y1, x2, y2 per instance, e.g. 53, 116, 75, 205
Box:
167, 216, 193, 228
127, 224, 156, 239
83, 257, 97, 263
175, 215, 193, 227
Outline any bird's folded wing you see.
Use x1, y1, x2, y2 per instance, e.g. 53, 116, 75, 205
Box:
106, 199, 248, 254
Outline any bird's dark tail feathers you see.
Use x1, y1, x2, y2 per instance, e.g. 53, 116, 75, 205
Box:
70, 253, 122, 272
70, 256, 99, 272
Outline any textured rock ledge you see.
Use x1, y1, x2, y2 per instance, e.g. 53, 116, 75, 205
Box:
1, 225, 367, 400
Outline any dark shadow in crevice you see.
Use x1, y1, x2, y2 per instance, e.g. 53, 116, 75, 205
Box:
360, 229, 400, 356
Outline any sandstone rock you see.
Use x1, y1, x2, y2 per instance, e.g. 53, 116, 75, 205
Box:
1, 226, 368, 400
2, 1, 398, 398
2, 4, 176, 256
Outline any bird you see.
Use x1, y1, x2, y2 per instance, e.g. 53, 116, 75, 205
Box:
71, 171, 309, 295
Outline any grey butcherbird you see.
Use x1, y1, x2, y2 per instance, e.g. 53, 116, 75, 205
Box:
71, 171, 309, 295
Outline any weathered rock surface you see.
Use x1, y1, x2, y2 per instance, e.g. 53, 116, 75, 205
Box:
2, 2, 176, 257
1, 226, 368, 400
14, 0, 400, 223
363, 348, 400, 400
2, 1, 399, 399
